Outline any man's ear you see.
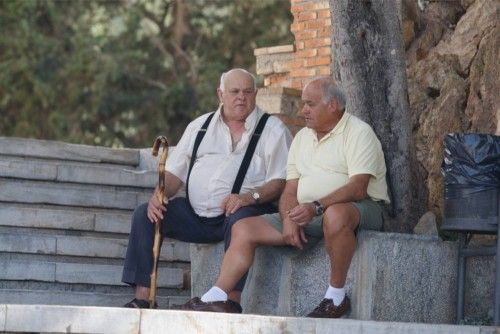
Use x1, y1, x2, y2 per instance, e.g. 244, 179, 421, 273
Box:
217, 88, 223, 104
329, 98, 338, 112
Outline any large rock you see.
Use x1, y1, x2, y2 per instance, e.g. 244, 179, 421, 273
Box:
434, 0, 497, 75
465, 23, 499, 134
413, 211, 438, 236
407, 0, 499, 213
191, 231, 496, 323
408, 55, 468, 211
405, 1, 464, 65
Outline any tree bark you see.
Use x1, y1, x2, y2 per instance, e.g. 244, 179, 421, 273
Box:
329, 0, 425, 232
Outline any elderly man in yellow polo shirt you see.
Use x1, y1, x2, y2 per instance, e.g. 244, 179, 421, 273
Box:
178, 76, 389, 318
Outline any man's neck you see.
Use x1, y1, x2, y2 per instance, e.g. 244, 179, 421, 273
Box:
315, 111, 344, 140
221, 108, 246, 132
316, 129, 332, 141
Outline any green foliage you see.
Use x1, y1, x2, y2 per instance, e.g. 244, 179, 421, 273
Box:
0, 0, 293, 147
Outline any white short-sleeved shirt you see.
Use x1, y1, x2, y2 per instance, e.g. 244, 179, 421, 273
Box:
287, 112, 389, 204
167, 106, 292, 217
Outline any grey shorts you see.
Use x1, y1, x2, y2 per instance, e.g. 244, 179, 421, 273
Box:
262, 198, 383, 238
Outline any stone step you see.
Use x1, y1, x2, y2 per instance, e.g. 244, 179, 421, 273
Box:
0, 178, 152, 209
0, 304, 493, 334
0, 289, 189, 309
0, 137, 139, 165
0, 202, 133, 234
0, 156, 157, 188
0, 232, 190, 262
0, 259, 184, 288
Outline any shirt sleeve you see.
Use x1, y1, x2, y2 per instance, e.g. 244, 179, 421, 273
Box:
165, 121, 198, 183
345, 125, 383, 178
262, 121, 293, 182
286, 132, 301, 180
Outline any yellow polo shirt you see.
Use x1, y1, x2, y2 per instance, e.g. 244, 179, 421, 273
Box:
287, 112, 390, 204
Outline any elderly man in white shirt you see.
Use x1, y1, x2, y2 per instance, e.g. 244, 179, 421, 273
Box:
122, 68, 292, 310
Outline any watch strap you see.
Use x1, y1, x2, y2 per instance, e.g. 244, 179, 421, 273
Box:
313, 200, 324, 216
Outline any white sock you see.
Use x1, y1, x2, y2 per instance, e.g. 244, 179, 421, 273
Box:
324, 285, 345, 306
201, 286, 228, 302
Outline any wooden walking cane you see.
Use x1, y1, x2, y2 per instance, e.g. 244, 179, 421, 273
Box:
149, 136, 169, 309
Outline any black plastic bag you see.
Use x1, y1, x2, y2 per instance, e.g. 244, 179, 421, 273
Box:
441, 133, 500, 232
442, 133, 500, 188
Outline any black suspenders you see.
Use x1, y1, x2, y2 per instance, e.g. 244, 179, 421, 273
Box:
231, 113, 270, 194
185, 112, 271, 205
185, 112, 215, 203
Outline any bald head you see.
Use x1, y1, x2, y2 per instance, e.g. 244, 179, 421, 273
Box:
217, 68, 257, 122
219, 69, 257, 92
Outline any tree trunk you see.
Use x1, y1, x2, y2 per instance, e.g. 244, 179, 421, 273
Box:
329, 0, 425, 232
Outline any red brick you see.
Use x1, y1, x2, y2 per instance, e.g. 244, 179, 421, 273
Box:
290, 68, 317, 78
294, 40, 305, 50
313, 1, 330, 10
305, 56, 331, 67
317, 65, 331, 75
304, 38, 331, 48
295, 48, 317, 58
291, 3, 315, 14
305, 19, 330, 30
317, 9, 331, 19
268, 76, 285, 86
297, 11, 317, 22
318, 46, 331, 56
294, 30, 317, 40
290, 4, 304, 14
318, 26, 332, 38
290, 21, 305, 32
291, 78, 304, 89
287, 59, 305, 69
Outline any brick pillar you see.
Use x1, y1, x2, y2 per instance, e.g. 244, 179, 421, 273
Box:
289, 0, 332, 89
255, 0, 333, 91
254, 0, 334, 133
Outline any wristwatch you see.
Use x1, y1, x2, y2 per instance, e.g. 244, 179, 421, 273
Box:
251, 191, 261, 204
313, 200, 324, 216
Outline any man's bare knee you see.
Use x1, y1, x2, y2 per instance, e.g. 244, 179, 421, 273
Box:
322, 204, 358, 237
231, 217, 257, 243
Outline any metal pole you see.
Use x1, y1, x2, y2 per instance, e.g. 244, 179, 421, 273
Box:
457, 233, 466, 323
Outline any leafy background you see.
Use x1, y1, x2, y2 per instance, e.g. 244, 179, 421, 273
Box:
0, 0, 293, 147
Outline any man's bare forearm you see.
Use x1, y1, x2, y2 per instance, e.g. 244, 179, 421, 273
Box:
256, 179, 285, 203
317, 174, 370, 209
279, 179, 299, 221
164, 171, 183, 198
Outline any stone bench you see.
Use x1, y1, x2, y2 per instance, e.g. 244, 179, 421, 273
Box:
191, 231, 495, 324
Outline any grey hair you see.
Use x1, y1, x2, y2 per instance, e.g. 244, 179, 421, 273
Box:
312, 77, 346, 111
219, 68, 257, 91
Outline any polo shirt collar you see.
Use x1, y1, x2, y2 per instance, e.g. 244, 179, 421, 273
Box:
329, 111, 350, 135
309, 112, 351, 142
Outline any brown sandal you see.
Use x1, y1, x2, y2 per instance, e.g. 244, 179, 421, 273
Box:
123, 298, 157, 309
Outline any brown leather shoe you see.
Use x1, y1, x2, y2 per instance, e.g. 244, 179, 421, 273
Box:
171, 297, 242, 314
306, 296, 351, 318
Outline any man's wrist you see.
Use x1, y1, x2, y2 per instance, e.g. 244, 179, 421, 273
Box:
251, 190, 261, 204
313, 200, 324, 216
241, 193, 254, 206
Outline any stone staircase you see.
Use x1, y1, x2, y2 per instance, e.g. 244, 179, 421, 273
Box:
0, 137, 191, 308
